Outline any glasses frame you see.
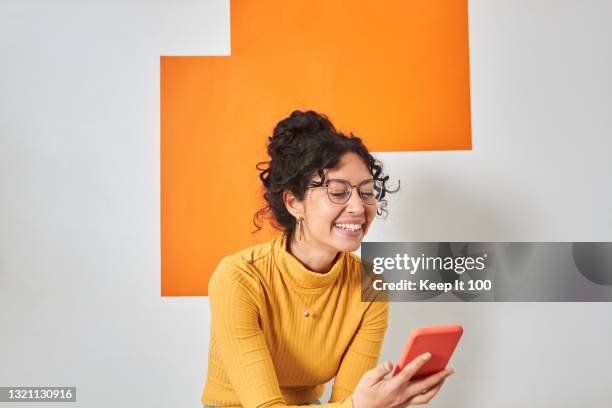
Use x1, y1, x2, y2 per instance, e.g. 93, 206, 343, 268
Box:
307, 178, 381, 205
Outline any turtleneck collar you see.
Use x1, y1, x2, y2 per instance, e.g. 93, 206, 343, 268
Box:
272, 231, 347, 290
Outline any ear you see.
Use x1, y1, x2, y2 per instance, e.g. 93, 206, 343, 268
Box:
282, 190, 304, 219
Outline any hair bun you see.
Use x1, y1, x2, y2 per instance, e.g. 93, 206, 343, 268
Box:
273, 110, 335, 138
268, 110, 336, 159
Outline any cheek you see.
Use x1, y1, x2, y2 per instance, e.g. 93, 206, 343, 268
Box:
323, 208, 344, 227
367, 205, 378, 218
306, 197, 343, 229
364, 206, 377, 226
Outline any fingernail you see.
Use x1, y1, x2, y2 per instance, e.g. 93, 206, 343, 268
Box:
424, 352, 431, 360
448, 369, 455, 376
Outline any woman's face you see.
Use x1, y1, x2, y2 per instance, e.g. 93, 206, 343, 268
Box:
300, 152, 378, 253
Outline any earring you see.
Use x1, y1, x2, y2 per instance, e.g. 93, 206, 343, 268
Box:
297, 217, 305, 242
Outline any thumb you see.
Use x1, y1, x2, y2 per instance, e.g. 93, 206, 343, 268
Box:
366, 361, 394, 383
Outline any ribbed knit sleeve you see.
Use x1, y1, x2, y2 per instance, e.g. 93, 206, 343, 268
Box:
329, 300, 389, 403
208, 257, 354, 408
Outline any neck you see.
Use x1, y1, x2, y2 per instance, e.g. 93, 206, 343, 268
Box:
287, 232, 339, 273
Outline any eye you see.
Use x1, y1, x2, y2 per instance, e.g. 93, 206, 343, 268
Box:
330, 191, 349, 198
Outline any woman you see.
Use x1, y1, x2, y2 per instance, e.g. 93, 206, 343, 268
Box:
201, 111, 453, 408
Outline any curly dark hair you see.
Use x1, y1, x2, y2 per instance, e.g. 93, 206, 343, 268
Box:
252, 110, 400, 236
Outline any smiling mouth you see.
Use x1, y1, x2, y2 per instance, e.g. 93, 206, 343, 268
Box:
333, 223, 363, 232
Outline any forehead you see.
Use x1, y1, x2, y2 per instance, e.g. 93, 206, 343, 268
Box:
323, 152, 372, 182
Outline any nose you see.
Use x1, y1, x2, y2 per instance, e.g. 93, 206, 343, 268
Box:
346, 186, 366, 214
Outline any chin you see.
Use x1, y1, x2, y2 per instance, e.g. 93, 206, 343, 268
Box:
328, 225, 368, 252
330, 237, 363, 253
339, 242, 361, 253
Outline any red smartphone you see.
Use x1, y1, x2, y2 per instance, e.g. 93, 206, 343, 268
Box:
392, 325, 463, 380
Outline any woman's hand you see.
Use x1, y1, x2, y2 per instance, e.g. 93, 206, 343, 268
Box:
351, 353, 454, 408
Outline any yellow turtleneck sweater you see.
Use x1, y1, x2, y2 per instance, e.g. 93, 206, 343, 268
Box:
201, 231, 389, 408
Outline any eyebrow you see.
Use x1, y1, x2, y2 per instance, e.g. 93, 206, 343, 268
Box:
326, 177, 374, 185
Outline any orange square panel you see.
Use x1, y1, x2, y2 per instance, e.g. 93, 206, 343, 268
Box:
161, 0, 472, 296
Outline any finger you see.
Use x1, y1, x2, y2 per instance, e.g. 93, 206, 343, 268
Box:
393, 352, 432, 384
407, 367, 454, 393
407, 379, 445, 405
363, 361, 394, 384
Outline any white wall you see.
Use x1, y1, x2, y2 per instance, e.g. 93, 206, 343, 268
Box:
365, 1, 612, 406
1, 1, 611, 407
0, 1, 228, 407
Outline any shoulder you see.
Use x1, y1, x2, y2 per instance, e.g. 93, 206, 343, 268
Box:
344, 252, 364, 273
208, 240, 272, 296
346, 251, 390, 304
225, 239, 272, 265
344, 251, 362, 278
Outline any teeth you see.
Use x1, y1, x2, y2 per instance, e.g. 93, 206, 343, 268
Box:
334, 223, 362, 231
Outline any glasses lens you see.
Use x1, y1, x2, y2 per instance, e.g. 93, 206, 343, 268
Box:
327, 180, 351, 203
359, 180, 379, 204
324, 180, 381, 204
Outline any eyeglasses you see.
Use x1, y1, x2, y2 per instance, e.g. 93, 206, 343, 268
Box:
308, 178, 382, 205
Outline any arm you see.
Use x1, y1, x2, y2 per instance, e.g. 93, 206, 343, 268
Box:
209, 257, 354, 408
328, 299, 389, 403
